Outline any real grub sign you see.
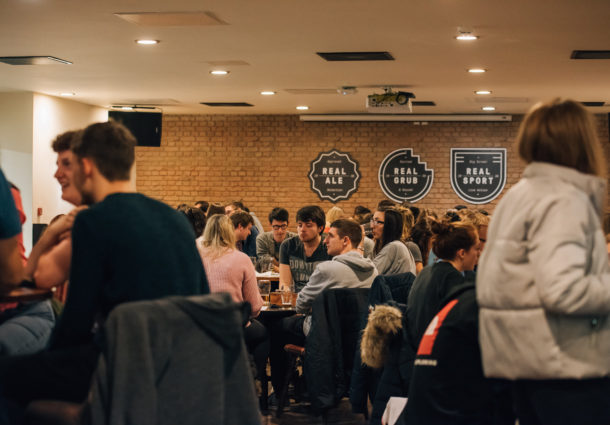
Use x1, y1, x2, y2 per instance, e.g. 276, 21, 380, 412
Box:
309, 149, 360, 202
450, 148, 506, 204
378, 148, 434, 203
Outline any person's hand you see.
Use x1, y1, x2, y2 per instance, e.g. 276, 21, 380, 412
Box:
46, 206, 88, 241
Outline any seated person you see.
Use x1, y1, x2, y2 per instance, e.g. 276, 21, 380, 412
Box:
225, 201, 262, 254
278, 205, 330, 292
401, 284, 513, 425
270, 219, 377, 393
196, 214, 267, 384
371, 208, 416, 275
176, 204, 207, 238
256, 207, 296, 272
0, 121, 209, 422
230, 211, 256, 257
0, 178, 55, 356
0, 168, 24, 289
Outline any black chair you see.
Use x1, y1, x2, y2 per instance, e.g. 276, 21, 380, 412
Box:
276, 288, 370, 421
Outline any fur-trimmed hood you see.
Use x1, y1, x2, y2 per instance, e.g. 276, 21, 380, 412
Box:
360, 305, 402, 369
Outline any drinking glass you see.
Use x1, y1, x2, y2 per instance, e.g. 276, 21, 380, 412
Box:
281, 284, 294, 306
258, 280, 271, 306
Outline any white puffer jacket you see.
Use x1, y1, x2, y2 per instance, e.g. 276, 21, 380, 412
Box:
477, 162, 610, 380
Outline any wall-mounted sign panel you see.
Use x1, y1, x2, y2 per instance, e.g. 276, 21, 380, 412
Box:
309, 150, 360, 202
450, 148, 506, 204
378, 148, 433, 203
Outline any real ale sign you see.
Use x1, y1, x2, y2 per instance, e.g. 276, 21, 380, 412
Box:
309, 150, 360, 202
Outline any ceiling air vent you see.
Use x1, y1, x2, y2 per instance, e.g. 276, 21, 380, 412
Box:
570, 50, 610, 59
580, 101, 605, 107
200, 102, 253, 107
316, 51, 394, 61
412, 101, 436, 106
0, 56, 72, 65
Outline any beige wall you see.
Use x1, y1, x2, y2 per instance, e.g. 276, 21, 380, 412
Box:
135, 114, 609, 231
32, 93, 107, 224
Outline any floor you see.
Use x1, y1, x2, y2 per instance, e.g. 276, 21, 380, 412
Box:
261, 398, 368, 425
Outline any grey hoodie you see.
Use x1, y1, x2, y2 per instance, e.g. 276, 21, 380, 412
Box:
296, 250, 378, 335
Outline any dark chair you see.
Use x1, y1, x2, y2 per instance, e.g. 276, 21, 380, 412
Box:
350, 272, 415, 420
276, 288, 370, 420
26, 293, 261, 425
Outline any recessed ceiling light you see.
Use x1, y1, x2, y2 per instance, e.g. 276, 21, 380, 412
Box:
468, 68, 486, 73
210, 70, 229, 75
260, 91, 276, 96
121, 106, 134, 111
136, 39, 159, 45
482, 106, 496, 111
60, 92, 75, 97
456, 33, 478, 41
296, 106, 309, 110
475, 90, 492, 95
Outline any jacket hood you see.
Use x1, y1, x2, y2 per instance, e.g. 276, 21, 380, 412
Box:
360, 305, 403, 369
334, 250, 377, 273
524, 162, 607, 215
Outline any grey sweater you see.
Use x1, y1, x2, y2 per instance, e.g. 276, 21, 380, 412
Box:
296, 250, 378, 335
373, 240, 416, 276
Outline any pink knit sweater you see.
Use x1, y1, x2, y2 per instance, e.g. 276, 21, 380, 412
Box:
197, 244, 263, 317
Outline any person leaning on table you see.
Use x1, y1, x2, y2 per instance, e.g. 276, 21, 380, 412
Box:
476, 98, 610, 425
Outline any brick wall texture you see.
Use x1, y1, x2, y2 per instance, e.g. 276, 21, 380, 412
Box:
135, 114, 609, 230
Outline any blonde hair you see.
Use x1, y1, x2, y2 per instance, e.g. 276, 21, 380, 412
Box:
517, 98, 606, 178
326, 206, 345, 224
201, 214, 236, 260
396, 206, 415, 241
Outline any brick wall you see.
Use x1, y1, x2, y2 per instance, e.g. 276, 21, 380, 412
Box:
135, 114, 609, 230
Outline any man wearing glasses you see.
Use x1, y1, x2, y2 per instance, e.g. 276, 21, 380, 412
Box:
256, 207, 296, 273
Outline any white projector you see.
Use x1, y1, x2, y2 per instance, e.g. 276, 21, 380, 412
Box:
366, 91, 415, 113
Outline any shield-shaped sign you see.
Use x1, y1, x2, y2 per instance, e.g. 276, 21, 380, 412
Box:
450, 148, 506, 204
378, 148, 434, 203
309, 150, 360, 202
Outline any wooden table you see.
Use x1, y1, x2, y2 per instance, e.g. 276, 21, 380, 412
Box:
255, 272, 280, 283
0, 287, 53, 303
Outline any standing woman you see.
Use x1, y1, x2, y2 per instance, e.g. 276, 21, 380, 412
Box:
371, 208, 416, 275
477, 98, 610, 424
196, 214, 267, 381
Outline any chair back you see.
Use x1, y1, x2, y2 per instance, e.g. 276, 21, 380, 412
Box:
304, 288, 370, 414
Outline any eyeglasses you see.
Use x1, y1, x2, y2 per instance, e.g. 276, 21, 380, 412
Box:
272, 224, 288, 231
370, 218, 384, 225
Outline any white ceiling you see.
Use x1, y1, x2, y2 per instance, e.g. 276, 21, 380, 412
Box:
1, 0, 609, 115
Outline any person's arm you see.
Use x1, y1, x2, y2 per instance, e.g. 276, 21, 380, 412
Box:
33, 237, 72, 289
25, 206, 85, 281
0, 235, 24, 289
51, 211, 103, 349
242, 257, 263, 317
278, 238, 293, 290
295, 264, 328, 314
530, 196, 610, 315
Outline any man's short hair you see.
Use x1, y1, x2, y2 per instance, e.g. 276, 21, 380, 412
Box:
207, 203, 226, 217
194, 201, 209, 213
230, 211, 254, 228
72, 121, 135, 181
51, 130, 79, 153
227, 200, 245, 211
331, 219, 362, 248
176, 205, 207, 238
296, 205, 325, 230
268, 207, 289, 223
377, 199, 397, 210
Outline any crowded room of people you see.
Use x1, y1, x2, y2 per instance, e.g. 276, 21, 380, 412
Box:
1, 1, 610, 424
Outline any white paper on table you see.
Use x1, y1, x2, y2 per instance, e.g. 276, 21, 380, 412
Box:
255, 271, 280, 278
381, 396, 408, 425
